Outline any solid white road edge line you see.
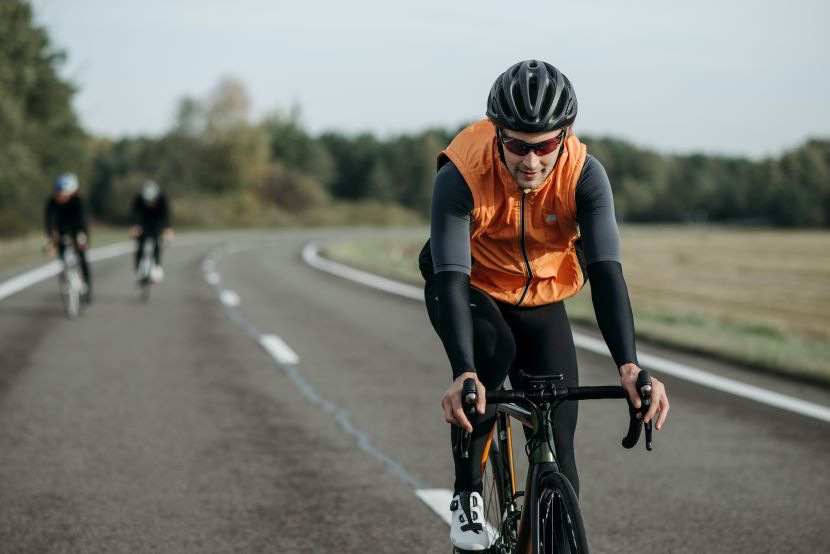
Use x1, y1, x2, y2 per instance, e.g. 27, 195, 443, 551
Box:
302, 240, 423, 301
301, 239, 830, 424
0, 241, 134, 302
0, 234, 231, 303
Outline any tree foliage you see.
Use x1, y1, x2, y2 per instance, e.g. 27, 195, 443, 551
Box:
2, 2, 829, 235
0, 0, 85, 235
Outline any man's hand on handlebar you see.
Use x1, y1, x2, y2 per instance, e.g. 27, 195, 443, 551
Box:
42, 238, 55, 257
620, 363, 670, 430
441, 371, 486, 433
76, 232, 89, 251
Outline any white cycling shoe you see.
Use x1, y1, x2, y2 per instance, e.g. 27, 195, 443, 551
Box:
450, 491, 491, 552
150, 265, 164, 283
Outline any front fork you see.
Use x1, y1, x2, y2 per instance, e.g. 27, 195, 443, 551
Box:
516, 405, 558, 553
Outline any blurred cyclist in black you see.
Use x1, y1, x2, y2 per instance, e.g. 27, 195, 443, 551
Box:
129, 180, 173, 283
44, 172, 92, 302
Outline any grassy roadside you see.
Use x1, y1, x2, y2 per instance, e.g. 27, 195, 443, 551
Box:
322, 227, 830, 387
0, 226, 130, 273
0, 200, 426, 274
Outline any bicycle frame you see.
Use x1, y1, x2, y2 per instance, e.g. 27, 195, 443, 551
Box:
483, 398, 564, 552
62, 249, 82, 287
467, 376, 650, 554
58, 239, 84, 318
139, 240, 155, 282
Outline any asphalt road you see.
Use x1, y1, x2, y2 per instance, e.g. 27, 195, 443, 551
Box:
1, 230, 828, 553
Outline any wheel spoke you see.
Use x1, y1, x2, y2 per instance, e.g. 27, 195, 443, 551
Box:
538, 475, 587, 553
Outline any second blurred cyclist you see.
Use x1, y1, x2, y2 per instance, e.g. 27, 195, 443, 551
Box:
129, 180, 173, 283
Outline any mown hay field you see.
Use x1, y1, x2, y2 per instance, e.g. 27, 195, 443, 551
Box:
323, 226, 830, 385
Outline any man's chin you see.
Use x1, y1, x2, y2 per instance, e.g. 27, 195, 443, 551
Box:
517, 177, 543, 190
513, 170, 546, 189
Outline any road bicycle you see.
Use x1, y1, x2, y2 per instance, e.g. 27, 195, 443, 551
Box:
456, 370, 653, 553
57, 236, 88, 318
136, 236, 166, 302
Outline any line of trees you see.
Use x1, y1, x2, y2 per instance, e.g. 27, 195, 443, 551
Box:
76, 82, 830, 229
0, 0, 86, 235
74, 88, 830, 229
79, 77, 454, 228
585, 137, 830, 226
2, 0, 829, 237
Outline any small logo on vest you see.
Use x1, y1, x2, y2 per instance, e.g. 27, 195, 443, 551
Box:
546, 214, 557, 223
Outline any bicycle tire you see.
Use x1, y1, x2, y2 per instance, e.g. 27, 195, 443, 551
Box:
61, 273, 80, 319
481, 422, 517, 552
537, 472, 588, 553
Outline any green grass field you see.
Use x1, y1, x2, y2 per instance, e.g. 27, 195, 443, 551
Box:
323, 226, 830, 386
0, 200, 425, 274
0, 226, 130, 272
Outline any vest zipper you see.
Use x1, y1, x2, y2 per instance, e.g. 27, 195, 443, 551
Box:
516, 190, 533, 306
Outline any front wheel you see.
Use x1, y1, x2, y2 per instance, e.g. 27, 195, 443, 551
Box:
537, 472, 588, 553
60, 272, 80, 318
481, 422, 518, 553
139, 256, 152, 302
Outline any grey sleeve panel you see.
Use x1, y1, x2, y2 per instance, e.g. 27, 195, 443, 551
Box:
430, 162, 474, 275
575, 155, 621, 265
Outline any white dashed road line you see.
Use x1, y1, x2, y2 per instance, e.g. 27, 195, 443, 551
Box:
415, 489, 454, 526
219, 290, 240, 307
258, 334, 301, 365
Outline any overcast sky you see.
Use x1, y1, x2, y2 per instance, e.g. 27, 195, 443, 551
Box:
31, 0, 830, 158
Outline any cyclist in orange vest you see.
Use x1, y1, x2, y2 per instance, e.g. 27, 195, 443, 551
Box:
419, 60, 670, 551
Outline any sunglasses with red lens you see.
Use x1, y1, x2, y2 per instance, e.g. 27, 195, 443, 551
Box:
498, 129, 565, 157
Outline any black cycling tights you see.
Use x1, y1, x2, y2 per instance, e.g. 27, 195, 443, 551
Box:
58, 233, 91, 290
134, 234, 162, 270
425, 284, 580, 496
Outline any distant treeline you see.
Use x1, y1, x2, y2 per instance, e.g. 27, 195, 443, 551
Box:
2, 0, 829, 237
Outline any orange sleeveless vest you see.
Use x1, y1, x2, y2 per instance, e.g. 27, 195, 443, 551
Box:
438, 120, 587, 306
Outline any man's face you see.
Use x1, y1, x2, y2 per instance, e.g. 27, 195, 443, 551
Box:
499, 128, 565, 190
54, 192, 73, 204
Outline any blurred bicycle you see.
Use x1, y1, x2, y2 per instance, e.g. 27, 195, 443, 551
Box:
134, 236, 170, 302
49, 235, 89, 318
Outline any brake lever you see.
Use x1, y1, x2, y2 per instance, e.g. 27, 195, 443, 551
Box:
638, 372, 653, 451
458, 378, 477, 459
621, 370, 654, 451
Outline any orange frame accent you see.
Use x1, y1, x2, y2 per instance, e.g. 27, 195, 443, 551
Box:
480, 429, 494, 476
479, 419, 518, 498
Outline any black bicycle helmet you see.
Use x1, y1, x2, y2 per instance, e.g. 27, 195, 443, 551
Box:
486, 60, 577, 132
